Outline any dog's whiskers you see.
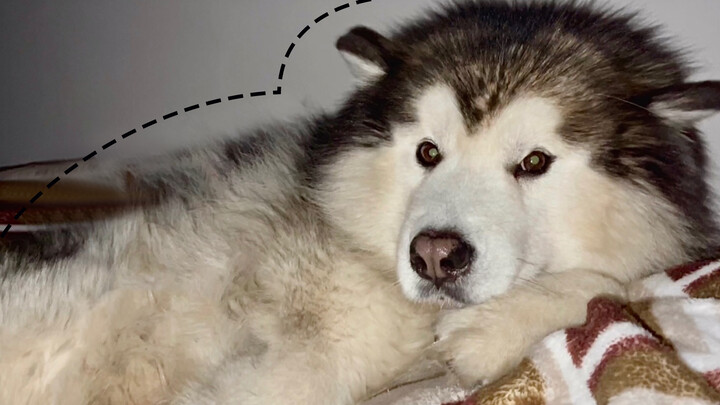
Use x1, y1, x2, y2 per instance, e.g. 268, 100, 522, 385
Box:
599, 93, 654, 115
515, 276, 558, 296
516, 257, 540, 266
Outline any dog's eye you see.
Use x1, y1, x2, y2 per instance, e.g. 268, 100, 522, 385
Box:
416, 141, 442, 168
516, 151, 552, 177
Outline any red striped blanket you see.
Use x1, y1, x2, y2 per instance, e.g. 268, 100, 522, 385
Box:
446, 259, 720, 405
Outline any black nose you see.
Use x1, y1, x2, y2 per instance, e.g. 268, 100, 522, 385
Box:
409, 230, 474, 287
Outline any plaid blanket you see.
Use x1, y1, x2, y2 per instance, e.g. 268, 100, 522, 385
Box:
448, 260, 720, 405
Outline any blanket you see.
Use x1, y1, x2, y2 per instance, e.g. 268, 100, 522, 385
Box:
450, 259, 720, 405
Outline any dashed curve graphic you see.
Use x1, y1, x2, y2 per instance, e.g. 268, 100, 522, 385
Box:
1, 0, 377, 238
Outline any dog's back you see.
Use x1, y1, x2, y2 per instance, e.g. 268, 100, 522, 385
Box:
0, 119, 436, 404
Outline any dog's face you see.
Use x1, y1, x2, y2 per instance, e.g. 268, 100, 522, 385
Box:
394, 88, 607, 305
321, 4, 720, 306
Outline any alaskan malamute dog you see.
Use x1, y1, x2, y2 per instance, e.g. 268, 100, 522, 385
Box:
2, 1, 720, 404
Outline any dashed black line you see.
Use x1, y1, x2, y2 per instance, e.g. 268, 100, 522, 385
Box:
122, 129, 137, 139
102, 139, 117, 150
163, 111, 179, 120
30, 192, 43, 204
142, 119, 157, 129
315, 12, 329, 23
83, 151, 97, 161
2, 0, 379, 237
285, 43, 296, 58
47, 177, 60, 189
297, 25, 310, 38
64, 163, 79, 175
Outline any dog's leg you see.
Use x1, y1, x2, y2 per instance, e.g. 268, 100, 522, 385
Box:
434, 269, 627, 387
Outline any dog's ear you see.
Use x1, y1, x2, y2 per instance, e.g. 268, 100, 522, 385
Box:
639, 81, 720, 127
336, 26, 400, 83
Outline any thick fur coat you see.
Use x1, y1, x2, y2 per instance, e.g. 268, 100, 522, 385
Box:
2, 1, 720, 404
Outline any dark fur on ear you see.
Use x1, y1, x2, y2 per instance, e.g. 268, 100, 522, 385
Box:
635, 81, 720, 127
335, 26, 405, 82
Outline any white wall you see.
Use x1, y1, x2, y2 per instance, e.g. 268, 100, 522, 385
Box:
1, 0, 719, 186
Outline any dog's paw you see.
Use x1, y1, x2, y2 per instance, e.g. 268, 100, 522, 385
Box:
433, 305, 529, 388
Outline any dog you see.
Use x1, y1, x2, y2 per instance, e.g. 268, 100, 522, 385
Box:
2, 1, 720, 403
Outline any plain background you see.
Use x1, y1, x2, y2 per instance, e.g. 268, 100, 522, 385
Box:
1, 0, 719, 189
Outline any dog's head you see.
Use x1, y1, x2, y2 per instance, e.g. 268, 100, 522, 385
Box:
319, 2, 720, 306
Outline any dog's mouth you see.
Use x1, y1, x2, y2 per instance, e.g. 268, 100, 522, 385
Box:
416, 281, 471, 307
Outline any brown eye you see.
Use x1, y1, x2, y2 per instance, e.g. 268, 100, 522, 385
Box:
416, 141, 442, 168
517, 151, 552, 177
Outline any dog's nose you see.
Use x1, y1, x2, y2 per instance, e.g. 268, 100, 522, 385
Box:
409, 230, 474, 287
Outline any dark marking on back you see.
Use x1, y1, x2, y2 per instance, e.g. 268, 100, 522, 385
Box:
0, 228, 88, 271
223, 135, 269, 167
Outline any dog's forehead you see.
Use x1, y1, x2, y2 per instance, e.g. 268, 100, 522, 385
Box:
410, 83, 566, 148
479, 95, 565, 147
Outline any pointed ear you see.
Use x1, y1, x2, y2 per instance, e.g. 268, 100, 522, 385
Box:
336, 26, 400, 83
640, 81, 720, 127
